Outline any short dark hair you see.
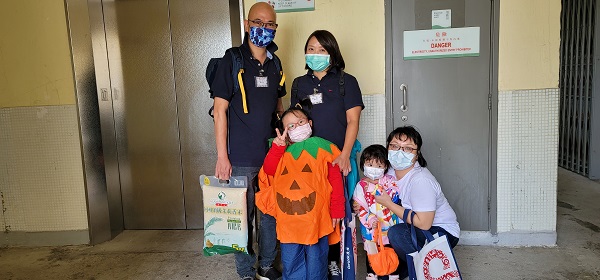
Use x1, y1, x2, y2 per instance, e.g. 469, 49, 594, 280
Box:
386, 126, 428, 167
304, 30, 345, 71
359, 144, 390, 171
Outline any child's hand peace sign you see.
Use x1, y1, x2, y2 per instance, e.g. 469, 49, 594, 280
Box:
273, 127, 288, 147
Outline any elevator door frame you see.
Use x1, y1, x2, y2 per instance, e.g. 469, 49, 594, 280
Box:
65, 0, 245, 243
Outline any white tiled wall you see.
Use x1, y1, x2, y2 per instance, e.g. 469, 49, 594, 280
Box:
497, 88, 559, 232
351, 91, 559, 236
357, 94, 387, 148
0, 105, 88, 232
0, 91, 558, 239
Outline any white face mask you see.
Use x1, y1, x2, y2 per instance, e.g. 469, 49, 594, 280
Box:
388, 150, 415, 170
363, 166, 385, 180
288, 123, 312, 143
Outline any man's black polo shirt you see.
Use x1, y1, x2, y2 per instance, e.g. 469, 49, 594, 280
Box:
211, 37, 286, 167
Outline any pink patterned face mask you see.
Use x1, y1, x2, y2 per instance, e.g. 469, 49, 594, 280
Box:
288, 123, 312, 143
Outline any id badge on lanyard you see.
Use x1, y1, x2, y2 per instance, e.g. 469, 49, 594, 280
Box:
308, 88, 323, 104
255, 69, 269, 88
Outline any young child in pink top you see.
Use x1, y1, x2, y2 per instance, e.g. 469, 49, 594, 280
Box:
353, 144, 402, 279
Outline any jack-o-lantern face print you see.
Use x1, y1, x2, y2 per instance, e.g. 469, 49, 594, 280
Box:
276, 163, 317, 215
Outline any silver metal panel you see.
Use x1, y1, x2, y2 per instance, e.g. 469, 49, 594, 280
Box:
571, 0, 579, 172
559, 0, 596, 178
169, 0, 235, 229
489, 0, 500, 234
64, 0, 110, 244
591, 0, 600, 179
385, 0, 394, 135
558, 0, 569, 172
388, 0, 491, 230
584, 0, 593, 178
88, 0, 124, 237
103, 0, 185, 229
229, 0, 245, 46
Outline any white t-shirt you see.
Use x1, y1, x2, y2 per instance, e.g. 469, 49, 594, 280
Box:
387, 163, 460, 238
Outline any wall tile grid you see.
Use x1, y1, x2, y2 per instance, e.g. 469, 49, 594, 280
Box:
497, 89, 559, 232
0, 105, 87, 232
357, 94, 387, 150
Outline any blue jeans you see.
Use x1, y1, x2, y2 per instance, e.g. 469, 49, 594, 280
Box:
232, 166, 278, 278
387, 224, 459, 278
280, 236, 329, 280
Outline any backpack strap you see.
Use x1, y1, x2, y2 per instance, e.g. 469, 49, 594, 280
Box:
339, 70, 345, 96
227, 47, 244, 94
238, 68, 248, 113
272, 54, 286, 91
291, 77, 300, 103
228, 47, 248, 114
208, 47, 246, 118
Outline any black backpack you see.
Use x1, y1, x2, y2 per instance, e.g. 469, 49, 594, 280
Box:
290, 70, 346, 103
206, 47, 284, 117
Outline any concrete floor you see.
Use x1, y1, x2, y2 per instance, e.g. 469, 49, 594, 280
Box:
1, 168, 599, 280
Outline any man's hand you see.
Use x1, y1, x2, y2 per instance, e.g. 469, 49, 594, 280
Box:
215, 157, 232, 180
273, 127, 288, 147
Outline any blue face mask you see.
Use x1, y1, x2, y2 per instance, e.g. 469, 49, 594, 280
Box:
249, 26, 276, 48
388, 150, 416, 170
305, 54, 330, 72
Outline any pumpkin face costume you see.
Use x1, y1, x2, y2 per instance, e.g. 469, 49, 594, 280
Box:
257, 137, 342, 245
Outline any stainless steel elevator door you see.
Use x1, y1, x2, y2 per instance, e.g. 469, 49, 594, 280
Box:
169, 0, 233, 228
102, 0, 233, 229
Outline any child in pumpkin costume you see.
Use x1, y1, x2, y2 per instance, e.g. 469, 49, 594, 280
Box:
257, 105, 345, 280
353, 145, 402, 280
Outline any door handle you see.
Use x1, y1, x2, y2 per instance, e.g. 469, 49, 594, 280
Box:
100, 88, 109, 101
400, 83, 408, 112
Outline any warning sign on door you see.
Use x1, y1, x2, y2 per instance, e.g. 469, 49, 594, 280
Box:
403, 27, 480, 60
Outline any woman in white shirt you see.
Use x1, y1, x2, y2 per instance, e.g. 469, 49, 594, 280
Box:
374, 126, 460, 278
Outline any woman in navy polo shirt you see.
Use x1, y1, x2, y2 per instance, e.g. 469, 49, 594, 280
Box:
290, 29, 364, 279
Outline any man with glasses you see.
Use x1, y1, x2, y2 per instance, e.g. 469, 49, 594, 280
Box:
211, 2, 284, 280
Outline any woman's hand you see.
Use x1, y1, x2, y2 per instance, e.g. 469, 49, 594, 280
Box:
333, 154, 351, 176
273, 127, 288, 147
374, 188, 393, 208
376, 189, 436, 229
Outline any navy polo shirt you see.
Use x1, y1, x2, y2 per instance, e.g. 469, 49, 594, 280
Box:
290, 68, 364, 149
211, 36, 286, 167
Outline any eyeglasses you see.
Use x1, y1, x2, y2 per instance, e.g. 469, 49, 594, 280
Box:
286, 118, 308, 131
248, 19, 278, 30
388, 144, 416, 153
